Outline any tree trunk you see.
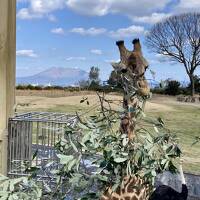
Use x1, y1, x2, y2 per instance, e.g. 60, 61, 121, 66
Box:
189, 75, 195, 97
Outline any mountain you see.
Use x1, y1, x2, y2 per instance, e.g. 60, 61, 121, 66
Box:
16, 67, 89, 86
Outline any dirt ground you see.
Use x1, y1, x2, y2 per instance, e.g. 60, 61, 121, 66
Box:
16, 92, 175, 113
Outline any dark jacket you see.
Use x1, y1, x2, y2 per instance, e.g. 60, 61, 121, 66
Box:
149, 184, 188, 200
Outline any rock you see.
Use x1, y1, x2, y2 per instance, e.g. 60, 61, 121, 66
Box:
177, 95, 200, 103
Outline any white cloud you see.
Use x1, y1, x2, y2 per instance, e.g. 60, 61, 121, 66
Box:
66, 0, 170, 19
17, 8, 42, 19
70, 25, 145, 38
48, 14, 57, 22
17, 0, 29, 3
175, 0, 200, 13
17, 0, 66, 20
30, 0, 66, 14
66, 0, 111, 16
17, 0, 171, 24
90, 49, 102, 55
109, 25, 145, 38
70, 27, 107, 36
104, 59, 120, 63
16, 50, 38, 58
66, 56, 86, 61
51, 27, 65, 34
132, 13, 171, 24
17, 0, 30, 2
155, 54, 169, 62
155, 54, 176, 65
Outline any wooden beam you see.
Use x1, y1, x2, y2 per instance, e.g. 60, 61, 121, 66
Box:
0, 0, 16, 175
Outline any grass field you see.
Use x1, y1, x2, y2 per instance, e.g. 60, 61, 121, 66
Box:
16, 90, 200, 174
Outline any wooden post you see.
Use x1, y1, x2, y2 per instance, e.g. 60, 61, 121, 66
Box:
0, 0, 16, 175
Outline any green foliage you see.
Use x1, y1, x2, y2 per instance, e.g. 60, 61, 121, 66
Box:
88, 80, 100, 90
16, 84, 43, 90
151, 79, 187, 96
107, 70, 122, 90
0, 175, 42, 200
165, 80, 181, 96
89, 67, 100, 85
78, 80, 90, 89
16, 85, 81, 91
45, 93, 181, 199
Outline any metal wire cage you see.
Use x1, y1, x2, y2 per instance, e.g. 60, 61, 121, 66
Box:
8, 112, 77, 177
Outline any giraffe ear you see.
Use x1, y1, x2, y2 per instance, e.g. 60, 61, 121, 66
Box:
132, 38, 141, 52
116, 40, 124, 46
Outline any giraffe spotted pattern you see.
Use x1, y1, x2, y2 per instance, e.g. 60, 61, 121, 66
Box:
100, 176, 150, 200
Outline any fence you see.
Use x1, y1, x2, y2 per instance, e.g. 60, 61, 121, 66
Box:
8, 112, 77, 177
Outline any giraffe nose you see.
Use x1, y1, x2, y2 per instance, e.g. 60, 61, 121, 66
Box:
121, 68, 128, 73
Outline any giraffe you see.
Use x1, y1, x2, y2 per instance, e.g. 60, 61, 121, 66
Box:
112, 39, 150, 140
100, 39, 151, 200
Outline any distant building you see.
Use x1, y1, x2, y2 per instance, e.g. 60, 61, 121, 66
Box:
31, 83, 39, 87
45, 83, 52, 87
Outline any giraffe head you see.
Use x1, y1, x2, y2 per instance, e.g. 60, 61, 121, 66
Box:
112, 39, 150, 97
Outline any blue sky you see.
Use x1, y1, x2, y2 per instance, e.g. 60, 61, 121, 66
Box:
16, 0, 200, 83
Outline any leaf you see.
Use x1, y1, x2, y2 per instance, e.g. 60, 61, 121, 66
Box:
97, 175, 108, 182
68, 159, 77, 171
141, 111, 146, 117
112, 183, 120, 192
3, 180, 9, 191
80, 97, 88, 104
114, 157, 127, 163
122, 138, 129, 147
153, 125, 159, 133
157, 117, 164, 126
138, 153, 143, 166
0, 176, 8, 182
25, 166, 39, 174
76, 155, 82, 171
151, 169, 156, 177
69, 135, 79, 153
82, 132, 90, 143
166, 145, 173, 153
32, 150, 38, 160
45, 161, 54, 168
161, 159, 168, 165
57, 154, 74, 165
0, 191, 9, 198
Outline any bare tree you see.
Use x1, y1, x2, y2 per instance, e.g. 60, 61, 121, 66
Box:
146, 13, 200, 96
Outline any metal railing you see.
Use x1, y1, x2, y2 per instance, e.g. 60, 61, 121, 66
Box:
8, 112, 77, 177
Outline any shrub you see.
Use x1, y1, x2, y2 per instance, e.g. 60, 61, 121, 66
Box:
165, 80, 181, 96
